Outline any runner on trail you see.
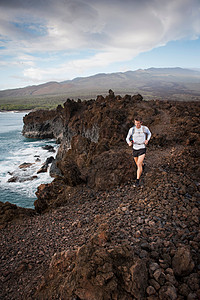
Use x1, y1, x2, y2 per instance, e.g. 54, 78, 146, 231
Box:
126, 117, 151, 186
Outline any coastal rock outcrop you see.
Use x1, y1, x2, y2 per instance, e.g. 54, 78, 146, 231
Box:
18, 162, 34, 169
0, 201, 36, 229
1, 92, 200, 300
34, 225, 148, 300
7, 175, 38, 183
42, 145, 55, 152
37, 156, 55, 174
22, 109, 64, 139
22, 91, 200, 213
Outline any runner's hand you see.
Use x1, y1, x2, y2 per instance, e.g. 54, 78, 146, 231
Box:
144, 140, 148, 145
128, 142, 132, 147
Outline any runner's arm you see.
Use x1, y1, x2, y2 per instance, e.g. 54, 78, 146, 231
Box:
126, 128, 133, 145
144, 126, 151, 143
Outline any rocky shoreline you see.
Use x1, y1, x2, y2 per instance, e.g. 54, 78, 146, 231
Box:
0, 92, 199, 299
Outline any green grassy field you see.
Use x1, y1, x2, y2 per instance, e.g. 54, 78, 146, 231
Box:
0, 95, 68, 111
0, 90, 133, 111
0, 88, 199, 111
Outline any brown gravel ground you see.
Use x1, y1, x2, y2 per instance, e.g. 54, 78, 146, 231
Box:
0, 146, 199, 299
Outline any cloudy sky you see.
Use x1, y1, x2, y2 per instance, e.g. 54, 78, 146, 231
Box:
0, 0, 200, 90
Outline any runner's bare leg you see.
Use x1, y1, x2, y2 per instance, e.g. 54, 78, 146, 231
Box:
135, 154, 145, 179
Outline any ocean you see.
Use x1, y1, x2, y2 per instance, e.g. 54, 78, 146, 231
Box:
0, 111, 58, 209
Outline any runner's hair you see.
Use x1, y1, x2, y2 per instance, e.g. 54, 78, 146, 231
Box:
134, 116, 143, 122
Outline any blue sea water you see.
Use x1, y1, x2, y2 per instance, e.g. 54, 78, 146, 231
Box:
0, 112, 58, 208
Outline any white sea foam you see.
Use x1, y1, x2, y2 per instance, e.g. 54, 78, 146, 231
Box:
2, 167, 54, 199
0, 112, 59, 207
0, 142, 58, 198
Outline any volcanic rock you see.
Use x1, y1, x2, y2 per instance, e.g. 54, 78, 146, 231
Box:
1, 92, 199, 300
7, 176, 18, 182
22, 109, 63, 139
158, 284, 177, 300
42, 145, 55, 152
34, 226, 148, 300
8, 175, 38, 183
19, 162, 34, 169
34, 179, 65, 213
19, 175, 38, 182
57, 156, 84, 186
37, 156, 55, 174
172, 247, 195, 277
49, 159, 63, 178
21, 91, 200, 212
0, 201, 36, 229
37, 165, 48, 174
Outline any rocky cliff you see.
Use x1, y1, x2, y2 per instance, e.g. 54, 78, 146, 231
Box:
0, 91, 199, 300
23, 90, 200, 213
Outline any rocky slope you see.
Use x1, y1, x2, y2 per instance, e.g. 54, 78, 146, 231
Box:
0, 91, 199, 299
22, 90, 199, 213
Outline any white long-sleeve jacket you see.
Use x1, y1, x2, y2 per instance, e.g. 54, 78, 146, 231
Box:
126, 125, 151, 150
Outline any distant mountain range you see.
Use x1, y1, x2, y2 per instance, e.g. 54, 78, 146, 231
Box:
1, 67, 200, 101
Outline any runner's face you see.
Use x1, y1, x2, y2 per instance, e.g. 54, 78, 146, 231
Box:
134, 120, 142, 128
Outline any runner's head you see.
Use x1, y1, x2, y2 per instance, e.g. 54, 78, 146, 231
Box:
134, 117, 143, 128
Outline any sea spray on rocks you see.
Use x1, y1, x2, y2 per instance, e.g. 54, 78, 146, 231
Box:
0, 112, 59, 208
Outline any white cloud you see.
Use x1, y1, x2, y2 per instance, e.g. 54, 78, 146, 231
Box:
1, 0, 199, 51
0, 0, 200, 87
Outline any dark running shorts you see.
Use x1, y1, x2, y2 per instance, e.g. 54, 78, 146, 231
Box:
132, 148, 146, 157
